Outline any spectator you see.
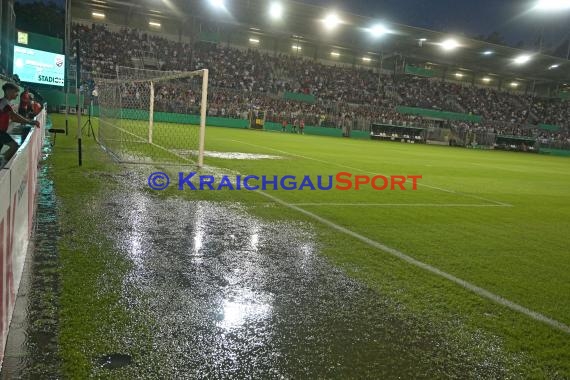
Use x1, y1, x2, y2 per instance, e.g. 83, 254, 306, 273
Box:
0, 83, 40, 164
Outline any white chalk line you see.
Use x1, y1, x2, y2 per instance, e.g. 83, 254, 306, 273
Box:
291, 203, 512, 208
197, 161, 569, 334
256, 190, 570, 335
154, 155, 568, 334
99, 119, 197, 165
228, 139, 513, 207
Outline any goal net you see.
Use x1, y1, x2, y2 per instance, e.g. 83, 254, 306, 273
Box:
97, 66, 208, 166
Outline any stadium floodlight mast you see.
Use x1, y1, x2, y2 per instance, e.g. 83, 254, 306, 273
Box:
366, 23, 390, 92
531, 0, 570, 58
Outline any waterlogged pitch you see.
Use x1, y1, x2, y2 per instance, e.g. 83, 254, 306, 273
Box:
48, 115, 570, 377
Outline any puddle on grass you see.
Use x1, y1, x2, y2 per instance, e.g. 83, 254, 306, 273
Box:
0, 164, 62, 379
97, 353, 133, 369
0, 159, 522, 379
94, 171, 520, 379
173, 150, 283, 160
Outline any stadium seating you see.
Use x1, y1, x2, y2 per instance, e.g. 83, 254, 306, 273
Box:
71, 23, 569, 147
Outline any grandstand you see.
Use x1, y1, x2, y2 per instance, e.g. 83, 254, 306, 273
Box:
1, 0, 570, 378
60, 0, 570, 159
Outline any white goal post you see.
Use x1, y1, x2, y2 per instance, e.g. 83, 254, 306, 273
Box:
96, 67, 209, 167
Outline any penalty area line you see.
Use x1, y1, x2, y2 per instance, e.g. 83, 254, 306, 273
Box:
290, 203, 512, 208
228, 139, 512, 207
256, 190, 570, 335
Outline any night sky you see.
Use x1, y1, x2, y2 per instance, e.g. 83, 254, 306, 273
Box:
16, 0, 65, 5
303, 0, 569, 49
13, 0, 570, 50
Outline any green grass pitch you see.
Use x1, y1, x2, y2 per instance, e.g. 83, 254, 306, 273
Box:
51, 114, 570, 376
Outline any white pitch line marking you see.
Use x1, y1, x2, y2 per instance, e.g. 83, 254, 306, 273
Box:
228, 139, 512, 207
164, 159, 566, 334
257, 190, 570, 335
100, 120, 197, 165
290, 203, 512, 208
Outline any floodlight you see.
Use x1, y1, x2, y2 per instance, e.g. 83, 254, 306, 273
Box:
369, 24, 388, 38
513, 54, 531, 64
92, 12, 105, 19
510, 82, 519, 87
149, 21, 161, 28
292, 44, 302, 51
323, 12, 341, 30
549, 63, 560, 69
210, 0, 224, 9
269, 2, 283, 20
534, 0, 570, 11
362, 57, 372, 62
482, 50, 493, 55
419, 38, 427, 41
482, 77, 491, 83
330, 51, 340, 57
455, 72, 464, 78
439, 38, 460, 51
249, 38, 260, 44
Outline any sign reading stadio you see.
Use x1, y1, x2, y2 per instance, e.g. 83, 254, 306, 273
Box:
13, 46, 66, 87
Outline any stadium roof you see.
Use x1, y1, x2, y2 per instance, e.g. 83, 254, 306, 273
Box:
74, 0, 570, 85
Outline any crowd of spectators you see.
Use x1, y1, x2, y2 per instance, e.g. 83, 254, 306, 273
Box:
73, 22, 569, 145
530, 98, 570, 128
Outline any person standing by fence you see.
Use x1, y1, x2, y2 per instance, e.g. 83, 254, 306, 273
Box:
0, 83, 40, 165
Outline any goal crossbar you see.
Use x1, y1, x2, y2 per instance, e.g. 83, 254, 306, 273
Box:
97, 66, 209, 167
